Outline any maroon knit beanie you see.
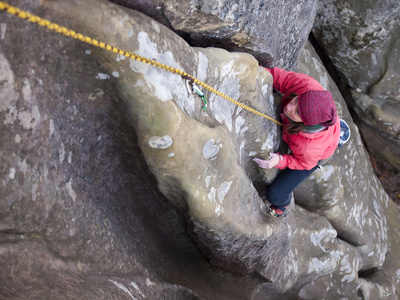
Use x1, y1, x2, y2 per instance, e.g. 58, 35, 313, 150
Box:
298, 90, 337, 126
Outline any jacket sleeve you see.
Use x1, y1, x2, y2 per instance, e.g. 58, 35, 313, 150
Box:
275, 152, 319, 170
264, 67, 324, 95
275, 136, 324, 170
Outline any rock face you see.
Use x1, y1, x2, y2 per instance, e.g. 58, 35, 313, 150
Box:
312, 0, 400, 174
1, 0, 400, 299
110, 0, 318, 70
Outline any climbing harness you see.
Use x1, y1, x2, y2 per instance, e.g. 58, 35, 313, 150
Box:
0, 1, 281, 126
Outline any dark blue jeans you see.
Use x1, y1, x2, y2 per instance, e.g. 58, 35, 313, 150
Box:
267, 166, 319, 211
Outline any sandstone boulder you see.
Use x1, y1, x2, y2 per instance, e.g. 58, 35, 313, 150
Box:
0, 0, 399, 299
110, 0, 319, 70
312, 0, 400, 174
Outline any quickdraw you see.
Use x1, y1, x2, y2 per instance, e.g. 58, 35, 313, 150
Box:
185, 79, 207, 111
0, 1, 282, 126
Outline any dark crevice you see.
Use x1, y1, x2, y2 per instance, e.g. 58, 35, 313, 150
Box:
358, 267, 381, 278
308, 33, 366, 135
0, 231, 44, 244
308, 32, 400, 203
308, 33, 354, 112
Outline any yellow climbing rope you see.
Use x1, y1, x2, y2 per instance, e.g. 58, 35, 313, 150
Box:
0, 1, 282, 126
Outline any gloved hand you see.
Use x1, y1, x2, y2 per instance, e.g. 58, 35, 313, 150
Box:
252, 153, 281, 169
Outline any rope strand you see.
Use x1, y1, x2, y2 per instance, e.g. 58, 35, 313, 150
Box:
0, 1, 282, 126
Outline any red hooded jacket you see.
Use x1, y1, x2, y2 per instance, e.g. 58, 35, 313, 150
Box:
265, 67, 340, 170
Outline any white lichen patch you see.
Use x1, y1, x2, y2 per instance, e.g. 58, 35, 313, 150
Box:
148, 135, 173, 149
208, 186, 223, 216
215, 204, 223, 216
205, 54, 243, 131
69, 228, 77, 237
307, 257, 334, 275
205, 175, 212, 187
31, 183, 38, 201
14, 134, 21, 143
72, 105, 78, 117
130, 282, 145, 297
109, 280, 137, 300
339, 254, 359, 283
197, 51, 209, 82
211, 86, 237, 132
239, 141, 245, 161
283, 250, 300, 289
235, 115, 245, 135
317, 165, 335, 182
202, 139, 220, 159
207, 181, 230, 216
88, 88, 104, 101
18, 158, 28, 173
208, 187, 216, 203
310, 228, 337, 251
130, 31, 184, 103
0, 53, 19, 124
18, 105, 41, 130
49, 119, 55, 137
116, 54, 126, 62
0, 23, 6, 40
8, 167, 15, 180
151, 20, 161, 33
217, 181, 232, 204
96, 73, 110, 80
66, 178, 77, 202
221, 59, 244, 77
22, 78, 32, 102
145, 278, 154, 287
261, 80, 270, 96
59, 142, 65, 163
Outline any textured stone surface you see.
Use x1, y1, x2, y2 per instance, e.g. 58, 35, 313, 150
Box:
111, 0, 319, 70
294, 43, 399, 299
0, 0, 399, 299
312, 0, 400, 173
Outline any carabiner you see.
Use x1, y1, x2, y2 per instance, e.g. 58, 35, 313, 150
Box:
192, 83, 204, 97
200, 95, 207, 111
185, 80, 207, 111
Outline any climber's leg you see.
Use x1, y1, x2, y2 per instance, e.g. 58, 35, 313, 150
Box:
267, 166, 318, 212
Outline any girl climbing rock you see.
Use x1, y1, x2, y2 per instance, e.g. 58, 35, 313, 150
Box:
253, 67, 341, 217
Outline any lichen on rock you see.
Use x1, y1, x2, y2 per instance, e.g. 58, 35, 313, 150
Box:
1, 0, 399, 299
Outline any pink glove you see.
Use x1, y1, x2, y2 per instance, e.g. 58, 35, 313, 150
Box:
252, 153, 281, 169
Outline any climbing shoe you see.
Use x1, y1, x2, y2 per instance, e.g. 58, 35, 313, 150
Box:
268, 205, 285, 217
